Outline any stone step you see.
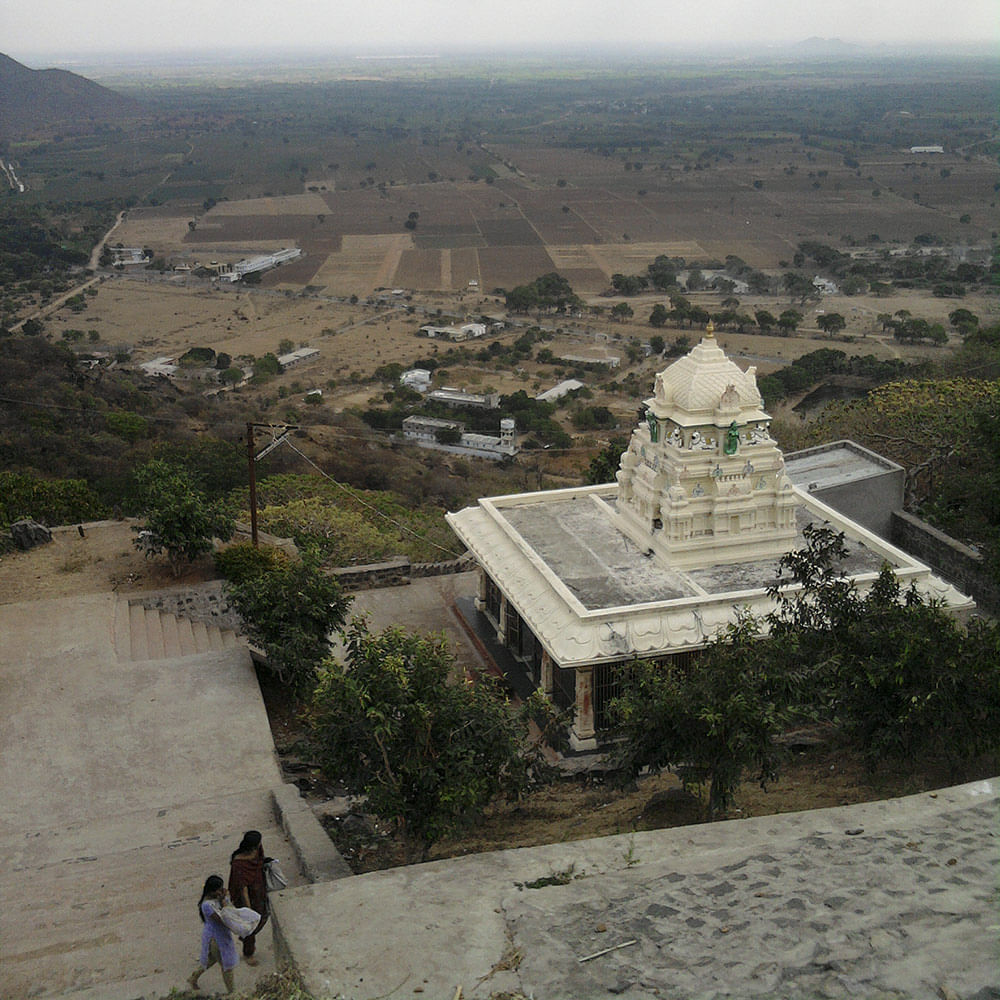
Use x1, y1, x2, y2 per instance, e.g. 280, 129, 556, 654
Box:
1, 790, 296, 1000
128, 601, 149, 661
159, 607, 182, 658
174, 614, 197, 657
144, 606, 165, 660
190, 618, 211, 652
122, 601, 242, 661
206, 619, 225, 651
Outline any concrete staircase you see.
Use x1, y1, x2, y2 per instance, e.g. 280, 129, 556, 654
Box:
119, 599, 241, 661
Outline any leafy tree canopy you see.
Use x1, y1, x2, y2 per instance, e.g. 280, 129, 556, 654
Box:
226, 553, 351, 692
132, 460, 235, 577
310, 621, 563, 859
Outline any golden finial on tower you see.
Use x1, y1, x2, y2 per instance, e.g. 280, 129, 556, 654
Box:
705, 320, 715, 338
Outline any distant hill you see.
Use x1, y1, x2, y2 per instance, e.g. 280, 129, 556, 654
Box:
0, 52, 140, 136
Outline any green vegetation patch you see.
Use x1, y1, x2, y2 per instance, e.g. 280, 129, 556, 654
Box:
229, 473, 459, 566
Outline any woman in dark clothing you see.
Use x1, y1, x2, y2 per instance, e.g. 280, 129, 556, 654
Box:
228, 830, 268, 965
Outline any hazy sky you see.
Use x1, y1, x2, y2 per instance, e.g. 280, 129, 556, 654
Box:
5, 0, 998, 60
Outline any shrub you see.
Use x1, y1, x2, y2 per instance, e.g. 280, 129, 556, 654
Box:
214, 542, 290, 584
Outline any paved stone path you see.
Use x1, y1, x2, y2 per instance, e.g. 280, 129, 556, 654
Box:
277, 780, 1000, 1000
508, 796, 999, 999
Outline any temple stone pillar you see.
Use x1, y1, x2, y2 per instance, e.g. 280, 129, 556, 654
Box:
497, 594, 507, 644
475, 567, 487, 611
571, 667, 597, 750
540, 650, 554, 698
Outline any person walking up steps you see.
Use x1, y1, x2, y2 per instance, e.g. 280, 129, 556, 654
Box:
228, 830, 269, 966
187, 875, 239, 994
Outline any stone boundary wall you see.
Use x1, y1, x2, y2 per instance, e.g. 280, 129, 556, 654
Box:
271, 782, 353, 884
891, 510, 999, 615
333, 553, 475, 591
133, 581, 245, 632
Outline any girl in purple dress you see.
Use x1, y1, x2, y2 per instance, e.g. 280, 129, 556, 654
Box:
187, 875, 239, 994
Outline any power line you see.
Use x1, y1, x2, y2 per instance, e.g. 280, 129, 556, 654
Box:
282, 438, 464, 559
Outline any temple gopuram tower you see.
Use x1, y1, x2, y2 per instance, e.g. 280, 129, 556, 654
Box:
615, 324, 799, 569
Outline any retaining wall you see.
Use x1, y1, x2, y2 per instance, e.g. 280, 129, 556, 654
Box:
892, 510, 999, 615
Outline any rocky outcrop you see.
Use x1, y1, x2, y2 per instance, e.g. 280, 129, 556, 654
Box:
10, 519, 52, 550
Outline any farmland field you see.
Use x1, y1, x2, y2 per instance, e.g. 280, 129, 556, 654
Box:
6, 53, 997, 428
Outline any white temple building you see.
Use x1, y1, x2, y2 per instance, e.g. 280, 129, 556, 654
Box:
447, 328, 974, 749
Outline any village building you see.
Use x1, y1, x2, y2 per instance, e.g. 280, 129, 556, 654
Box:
278, 347, 320, 371
447, 328, 973, 750
403, 416, 517, 460
558, 352, 620, 369
418, 322, 487, 341
217, 248, 302, 282
400, 368, 433, 392
536, 379, 585, 403
427, 387, 500, 409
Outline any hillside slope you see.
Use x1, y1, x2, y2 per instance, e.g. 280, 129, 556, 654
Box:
0, 52, 140, 135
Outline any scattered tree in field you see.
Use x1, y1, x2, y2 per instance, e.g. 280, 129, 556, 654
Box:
611, 273, 649, 295
788, 274, 821, 304
226, 555, 350, 692
816, 312, 846, 337
506, 273, 581, 314
949, 308, 979, 336
649, 334, 665, 355
778, 309, 803, 334
310, 621, 563, 859
754, 309, 777, 333
611, 302, 634, 322
649, 304, 669, 328
132, 460, 235, 577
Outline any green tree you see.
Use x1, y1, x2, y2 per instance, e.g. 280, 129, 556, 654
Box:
649, 334, 666, 354
949, 308, 979, 336
611, 302, 634, 322
310, 621, 559, 859
754, 309, 777, 333
611, 613, 789, 818
816, 312, 846, 337
767, 524, 1000, 769
435, 426, 463, 445
778, 309, 803, 334
649, 305, 669, 329
226, 556, 351, 692
132, 460, 235, 577
586, 436, 628, 484
783, 272, 817, 304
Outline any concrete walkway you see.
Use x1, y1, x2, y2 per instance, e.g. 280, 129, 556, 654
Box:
4, 573, 999, 1000
276, 779, 1000, 1000
0, 592, 300, 999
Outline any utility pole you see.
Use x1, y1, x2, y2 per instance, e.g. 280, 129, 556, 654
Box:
246, 422, 297, 546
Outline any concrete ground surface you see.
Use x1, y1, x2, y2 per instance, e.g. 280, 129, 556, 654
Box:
275, 779, 1000, 1000
339, 571, 488, 672
3, 571, 999, 1000
0, 592, 301, 999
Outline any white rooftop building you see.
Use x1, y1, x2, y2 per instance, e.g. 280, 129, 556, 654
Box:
427, 387, 500, 409
400, 369, 433, 392
536, 379, 585, 403
278, 347, 320, 370
448, 327, 973, 749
